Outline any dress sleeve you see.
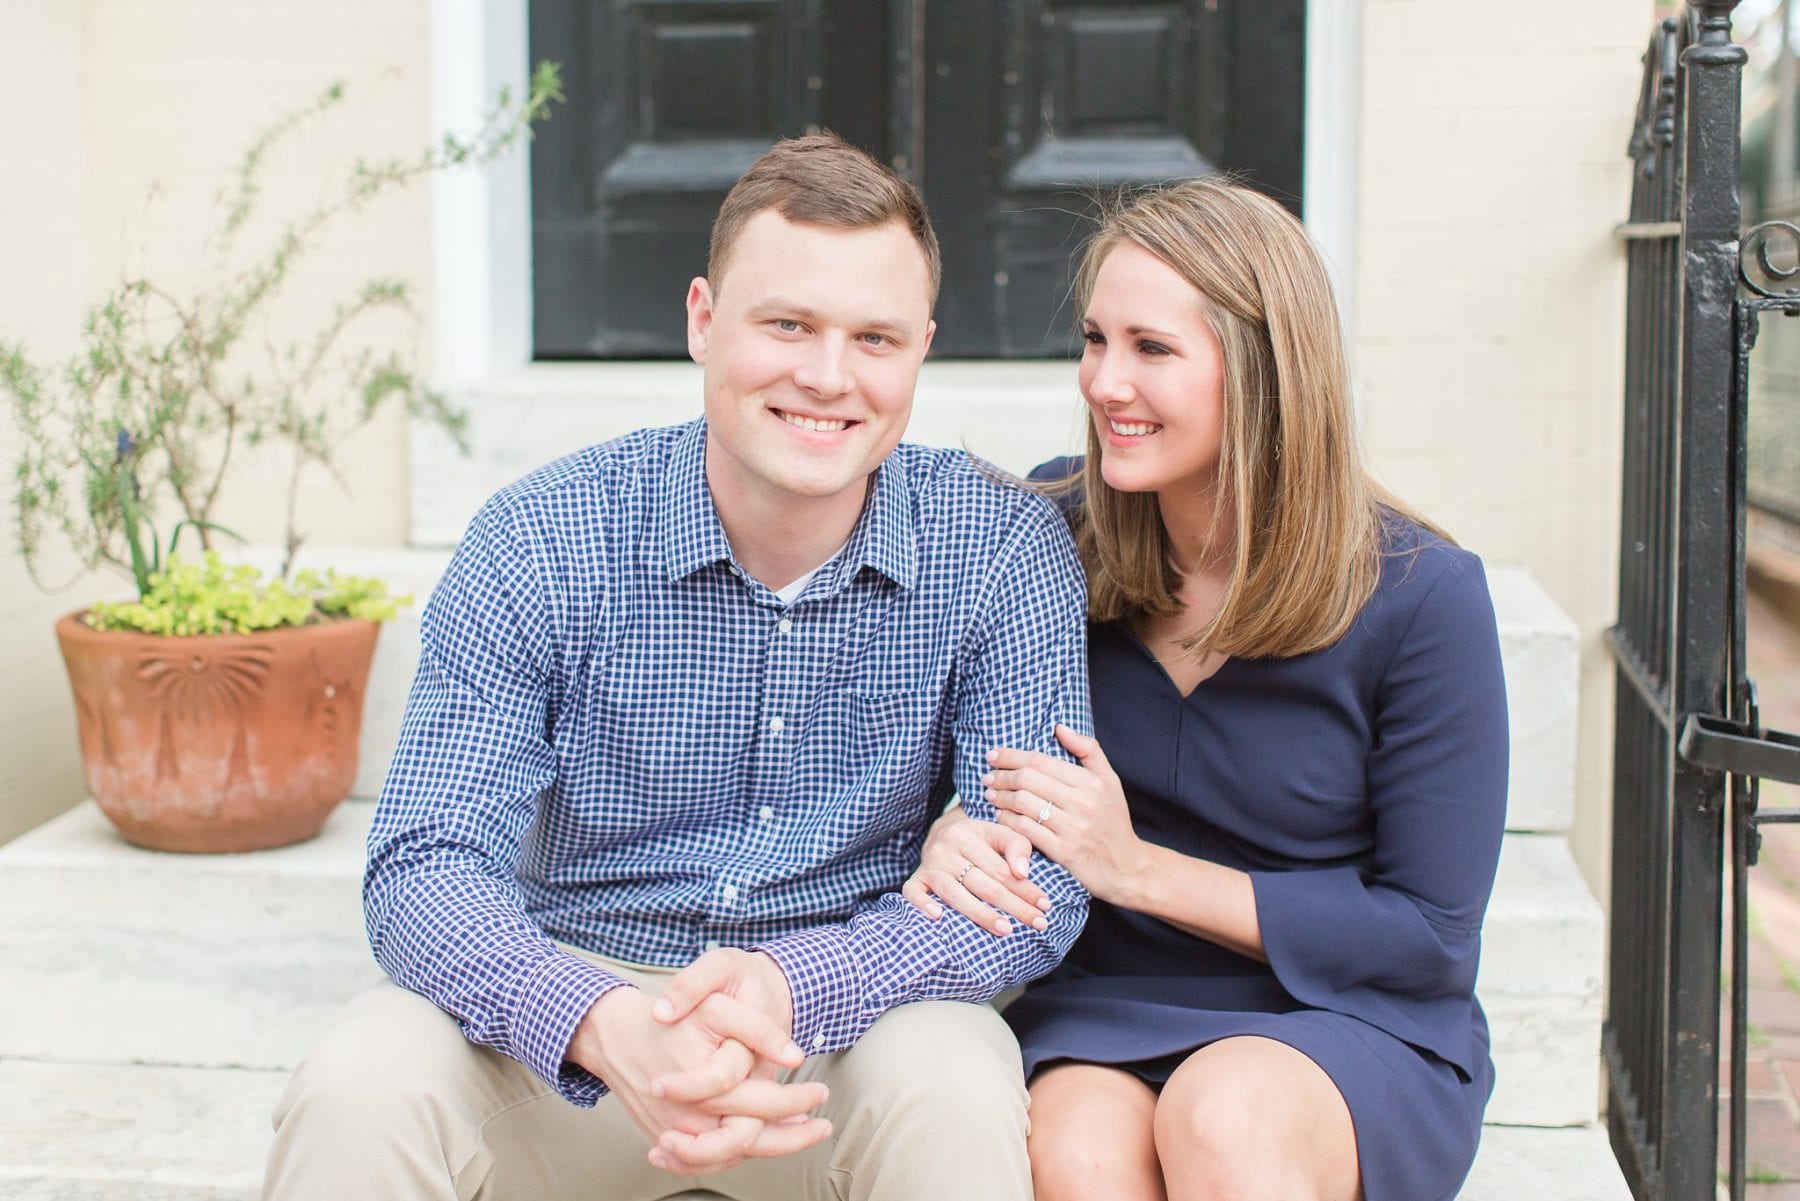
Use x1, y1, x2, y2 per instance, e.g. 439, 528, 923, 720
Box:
756, 494, 1093, 1053
362, 498, 629, 1106
1248, 549, 1509, 1078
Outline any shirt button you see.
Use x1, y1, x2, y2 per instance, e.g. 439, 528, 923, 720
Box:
758, 805, 774, 822
777, 618, 793, 634
722, 883, 739, 902
768, 716, 786, 734
811, 1032, 827, 1049
703, 940, 720, 953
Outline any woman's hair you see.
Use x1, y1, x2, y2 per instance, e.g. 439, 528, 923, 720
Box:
1070, 176, 1438, 659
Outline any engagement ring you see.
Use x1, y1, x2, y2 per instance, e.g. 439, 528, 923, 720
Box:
1037, 803, 1053, 824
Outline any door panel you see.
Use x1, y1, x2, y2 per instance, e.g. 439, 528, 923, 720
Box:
532, 0, 855, 358
929, 0, 1232, 357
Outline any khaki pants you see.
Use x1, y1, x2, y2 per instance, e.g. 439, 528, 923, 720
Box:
262, 951, 1032, 1201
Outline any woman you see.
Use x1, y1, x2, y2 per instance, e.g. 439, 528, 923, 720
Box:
902, 178, 1507, 1201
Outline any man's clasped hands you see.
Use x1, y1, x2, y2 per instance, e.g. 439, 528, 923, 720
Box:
567, 947, 830, 1176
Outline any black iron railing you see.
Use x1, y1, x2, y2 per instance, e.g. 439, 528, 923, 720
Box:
1608, 5, 1800, 1199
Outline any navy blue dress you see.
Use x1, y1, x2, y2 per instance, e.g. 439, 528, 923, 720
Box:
1004, 460, 1509, 1201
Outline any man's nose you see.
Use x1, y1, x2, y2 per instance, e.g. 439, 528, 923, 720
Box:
794, 334, 852, 398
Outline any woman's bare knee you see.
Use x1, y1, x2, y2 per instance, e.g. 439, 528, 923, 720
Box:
1028, 1064, 1164, 1201
1152, 1038, 1360, 1201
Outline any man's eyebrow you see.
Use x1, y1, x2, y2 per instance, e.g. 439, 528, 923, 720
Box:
747, 298, 917, 340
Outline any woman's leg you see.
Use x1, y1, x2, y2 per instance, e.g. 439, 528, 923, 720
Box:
1153, 1036, 1361, 1201
1027, 1063, 1165, 1201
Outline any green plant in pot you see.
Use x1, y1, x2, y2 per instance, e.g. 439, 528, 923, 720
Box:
5, 65, 562, 853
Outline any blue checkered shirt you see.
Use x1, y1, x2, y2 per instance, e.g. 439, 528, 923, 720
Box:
365, 419, 1092, 1104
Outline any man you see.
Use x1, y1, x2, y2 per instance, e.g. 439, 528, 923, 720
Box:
263, 134, 1091, 1200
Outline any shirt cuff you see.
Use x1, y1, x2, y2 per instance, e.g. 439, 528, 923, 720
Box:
754, 926, 862, 1056
516, 951, 634, 1106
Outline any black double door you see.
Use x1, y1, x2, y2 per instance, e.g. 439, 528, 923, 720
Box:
530, 0, 1304, 360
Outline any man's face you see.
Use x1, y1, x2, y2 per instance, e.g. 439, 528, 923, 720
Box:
687, 210, 936, 515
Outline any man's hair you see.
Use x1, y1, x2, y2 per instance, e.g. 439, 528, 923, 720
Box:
709, 133, 941, 304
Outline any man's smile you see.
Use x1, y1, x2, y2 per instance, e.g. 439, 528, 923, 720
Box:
773, 408, 857, 434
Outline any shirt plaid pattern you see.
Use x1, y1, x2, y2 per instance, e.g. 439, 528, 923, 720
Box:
364, 419, 1092, 1105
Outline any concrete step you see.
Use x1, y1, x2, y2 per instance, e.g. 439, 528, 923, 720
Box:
0, 1060, 282, 1200
300, 548, 1579, 834
0, 798, 1601, 1128
0, 801, 379, 1072
1486, 564, 1579, 834
1458, 1124, 1630, 1201
0, 1058, 1625, 1200
1479, 833, 1605, 1127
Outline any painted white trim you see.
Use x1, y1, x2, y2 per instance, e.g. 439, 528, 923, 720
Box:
1303, 0, 1363, 343
428, 0, 531, 387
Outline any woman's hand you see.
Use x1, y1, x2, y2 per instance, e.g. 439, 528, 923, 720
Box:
984, 724, 1148, 904
901, 811, 1052, 937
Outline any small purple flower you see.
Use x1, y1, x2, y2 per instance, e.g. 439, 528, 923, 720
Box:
115, 428, 136, 460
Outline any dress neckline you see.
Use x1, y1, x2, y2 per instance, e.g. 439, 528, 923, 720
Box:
1116, 621, 1231, 701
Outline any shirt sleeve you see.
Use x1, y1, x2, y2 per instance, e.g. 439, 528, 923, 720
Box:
362, 498, 629, 1106
756, 496, 1094, 1054
1248, 548, 1509, 1079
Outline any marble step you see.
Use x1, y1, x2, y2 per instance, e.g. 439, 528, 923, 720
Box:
290, 547, 1578, 833
0, 800, 1601, 1129
0, 1060, 281, 1201
0, 801, 381, 1073
1478, 834, 1605, 1127
0, 1058, 1626, 1200
1457, 1124, 1630, 1201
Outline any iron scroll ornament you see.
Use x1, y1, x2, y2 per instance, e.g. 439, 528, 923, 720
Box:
1741, 220, 1800, 298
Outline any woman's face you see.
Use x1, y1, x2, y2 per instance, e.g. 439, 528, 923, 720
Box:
1078, 241, 1227, 498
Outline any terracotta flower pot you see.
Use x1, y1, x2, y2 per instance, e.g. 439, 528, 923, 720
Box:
54, 612, 381, 853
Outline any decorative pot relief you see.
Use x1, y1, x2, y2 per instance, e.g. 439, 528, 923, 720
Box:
137, 644, 274, 716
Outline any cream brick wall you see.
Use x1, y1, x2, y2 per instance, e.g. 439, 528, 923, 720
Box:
1354, 0, 1650, 902
0, 0, 428, 843
0, 2, 86, 845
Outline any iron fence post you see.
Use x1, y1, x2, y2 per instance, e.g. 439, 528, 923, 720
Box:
1665, 3, 1743, 1197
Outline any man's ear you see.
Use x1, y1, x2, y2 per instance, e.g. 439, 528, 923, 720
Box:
921, 317, 937, 357
685, 278, 714, 365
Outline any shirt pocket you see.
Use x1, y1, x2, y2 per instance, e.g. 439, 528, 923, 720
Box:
790, 687, 949, 858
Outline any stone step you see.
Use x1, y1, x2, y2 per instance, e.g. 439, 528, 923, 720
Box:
294, 548, 1579, 834
0, 1058, 1625, 1200
0, 1060, 282, 1200
1458, 1124, 1630, 1201
0, 801, 379, 1073
1479, 834, 1605, 1127
1486, 564, 1579, 834
0, 799, 1601, 1129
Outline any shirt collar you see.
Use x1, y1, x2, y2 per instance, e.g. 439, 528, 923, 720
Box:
658, 420, 735, 581
830, 449, 918, 593
657, 418, 919, 593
